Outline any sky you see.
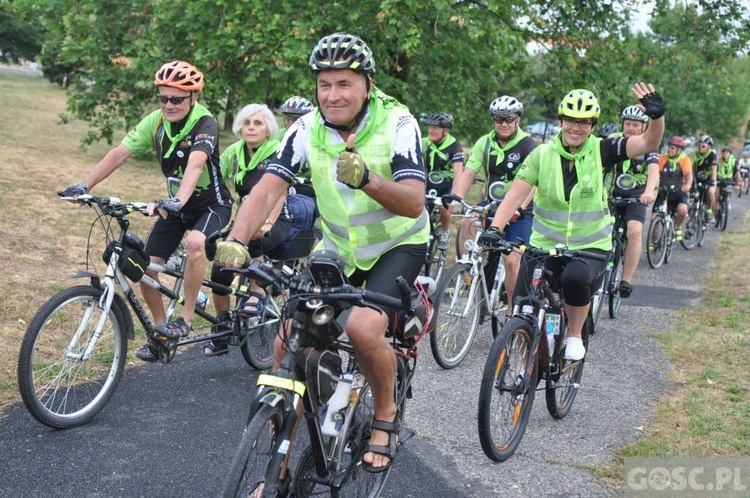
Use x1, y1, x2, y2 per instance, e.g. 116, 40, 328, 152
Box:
630, 0, 750, 33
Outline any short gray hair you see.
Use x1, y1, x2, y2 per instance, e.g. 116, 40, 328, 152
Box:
232, 103, 279, 138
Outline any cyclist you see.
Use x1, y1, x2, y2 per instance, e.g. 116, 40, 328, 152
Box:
478, 84, 665, 360
598, 122, 620, 139
738, 150, 750, 191
278, 95, 315, 138
422, 111, 464, 249
205, 103, 316, 357
278, 96, 316, 199
443, 95, 537, 323
689, 134, 718, 223
608, 105, 659, 296
717, 145, 736, 197
60, 61, 233, 362
654, 136, 692, 239
214, 32, 427, 475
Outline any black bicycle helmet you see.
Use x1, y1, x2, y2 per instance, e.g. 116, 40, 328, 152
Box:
280, 96, 314, 116
598, 122, 620, 138
309, 32, 375, 75
722, 145, 733, 152
699, 134, 714, 146
424, 112, 454, 129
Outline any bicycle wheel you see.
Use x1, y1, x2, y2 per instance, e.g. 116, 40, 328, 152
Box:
240, 295, 280, 370
590, 279, 605, 334
608, 253, 624, 319
646, 217, 667, 269
545, 314, 587, 419
424, 237, 447, 282
477, 317, 537, 462
664, 222, 675, 264
223, 403, 286, 498
431, 262, 482, 369
681, 204, 701, 250
719, 199, 729, 231
17, 285, 128, 428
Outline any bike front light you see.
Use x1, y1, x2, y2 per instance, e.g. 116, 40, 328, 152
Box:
464, 239, 475, 251
312, 304, 335, 325
305, 297, 323, 310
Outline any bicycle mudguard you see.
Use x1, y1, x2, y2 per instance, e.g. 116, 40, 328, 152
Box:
69, 273, 136, 341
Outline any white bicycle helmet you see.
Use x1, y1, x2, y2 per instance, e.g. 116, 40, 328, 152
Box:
621, 105, 649, 123
489, 95, 524, 116
280, 96, 314, 116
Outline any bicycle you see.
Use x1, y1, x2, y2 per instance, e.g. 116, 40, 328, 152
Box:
594, 197, 640, 323
714, 181, 734, 232
423, 190, 448, 282
646, 186, 679, 269
221, 253, 434, 498
431, 197, 506, 369
17, 194, 299, 429
680, 179, 708, 250
477, 241, 605, 462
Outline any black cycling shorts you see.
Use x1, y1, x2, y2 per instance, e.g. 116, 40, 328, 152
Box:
144, 205, 232, 261
514, 249, 608, 307
654, 189, 688, 211
614, 200, 648, 225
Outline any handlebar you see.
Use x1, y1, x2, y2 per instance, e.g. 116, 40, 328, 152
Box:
59, 194, 149, 216
234, 260, 413, 312
491, 240, 608, 262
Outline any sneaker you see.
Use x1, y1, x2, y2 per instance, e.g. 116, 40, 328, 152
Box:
564, 337, 586, 361
436, 228, 451, 250
618, 280, 633, 299
154, 317, 191, 340
675, 228, 683, 241
135, 343, 158, 363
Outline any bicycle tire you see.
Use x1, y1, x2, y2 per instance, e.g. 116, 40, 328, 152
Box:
590, 281, 605, 334
697, 212, 708, 247
431, 262, 482, 369
240, 295, 280, 370
545, 314, 587, 419
477, 317, 536, 462
680, 204, 701, 250
424, 237, 446, 282
17, 285, 128, 428
664, 220, 675, 264
608, 253, 624, 319
720, 199, 729, 231
222, 403, 286, 498
646, 217, 667, 269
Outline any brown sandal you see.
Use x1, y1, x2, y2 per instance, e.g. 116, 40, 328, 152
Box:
362, 415, 400, 473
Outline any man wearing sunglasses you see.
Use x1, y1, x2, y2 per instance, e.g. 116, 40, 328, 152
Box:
443, 95, 538, 324
60, 61, 233, 361
607, 105, 659, 298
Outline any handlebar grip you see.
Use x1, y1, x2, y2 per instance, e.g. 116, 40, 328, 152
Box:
394, 276, 412, 311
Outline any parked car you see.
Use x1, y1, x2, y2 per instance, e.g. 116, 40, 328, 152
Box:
526, 121, 561, 139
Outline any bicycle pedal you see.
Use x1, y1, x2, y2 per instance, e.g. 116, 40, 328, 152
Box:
398, 426, 416, 446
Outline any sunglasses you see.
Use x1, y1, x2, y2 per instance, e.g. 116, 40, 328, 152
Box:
492, 115, 518, 124
561, 117, 595, 128
158, 94, 191, 105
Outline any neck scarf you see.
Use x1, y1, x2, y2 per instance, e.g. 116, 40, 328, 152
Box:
550, 133, 597, 162
234, 136, 281, 184
425, 134, 456, 172
311, 86, 407, 157
486, 128, 528, 167
162, 102, 213, 159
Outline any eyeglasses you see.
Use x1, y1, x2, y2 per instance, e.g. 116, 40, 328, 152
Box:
561, 117, 595, 128
158, 94, 191, 105
492, 115, 518, 124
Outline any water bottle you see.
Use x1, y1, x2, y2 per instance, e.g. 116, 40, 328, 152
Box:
545, 311, 560, 358
164, 251, 184, 271
196, 290, 209, 310
321, 371, 353, 437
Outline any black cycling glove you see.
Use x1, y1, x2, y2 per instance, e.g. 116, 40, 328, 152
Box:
477, 226, 504, 247
639, 91, 665, 120
441, 193, 462, 209
154, 198, 184, 215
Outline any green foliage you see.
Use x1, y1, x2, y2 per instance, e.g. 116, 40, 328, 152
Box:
0, 5, 43, 63
13, 0, 750, 147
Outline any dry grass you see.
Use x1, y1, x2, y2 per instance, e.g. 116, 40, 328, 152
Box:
0, 71, 164, 406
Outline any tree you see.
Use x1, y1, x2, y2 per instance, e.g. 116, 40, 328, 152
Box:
0, 6, 43, 64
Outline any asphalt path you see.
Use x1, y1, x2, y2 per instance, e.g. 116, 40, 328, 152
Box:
2, 194, 747, 498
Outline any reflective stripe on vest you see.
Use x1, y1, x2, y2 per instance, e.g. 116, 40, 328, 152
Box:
530, 142, 612, 251
308, 108, 428, 273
